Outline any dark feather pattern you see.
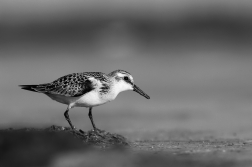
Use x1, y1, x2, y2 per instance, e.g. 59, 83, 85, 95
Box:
19, 72, 109, 97
99, 83, 110, 94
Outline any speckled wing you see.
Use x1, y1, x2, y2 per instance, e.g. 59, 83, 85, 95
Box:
21, 73, 95, 97
20, 72, 110, 97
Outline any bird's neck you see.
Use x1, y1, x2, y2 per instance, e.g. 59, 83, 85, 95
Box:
111, 79, 132, 95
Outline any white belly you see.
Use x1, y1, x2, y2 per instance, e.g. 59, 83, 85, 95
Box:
74, 91, 108, 107
46, 93, 79, 105
46, 90, 115, 108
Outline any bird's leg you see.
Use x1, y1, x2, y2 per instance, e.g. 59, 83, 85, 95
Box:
64, 108, 76, 130
88, 107, 97, 130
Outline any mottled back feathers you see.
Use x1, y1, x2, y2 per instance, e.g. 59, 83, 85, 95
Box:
20, 72, 109, 97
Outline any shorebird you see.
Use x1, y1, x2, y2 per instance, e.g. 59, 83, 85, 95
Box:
20, 70, 150, 130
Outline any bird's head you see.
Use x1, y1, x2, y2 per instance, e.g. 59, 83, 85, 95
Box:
108, 70, 150, 99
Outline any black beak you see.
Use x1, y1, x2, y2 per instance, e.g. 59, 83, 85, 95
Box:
133, 84, 150, 99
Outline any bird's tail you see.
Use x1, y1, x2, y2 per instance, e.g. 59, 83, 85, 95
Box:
19, 85, 43, 92
19, 85, 38, 92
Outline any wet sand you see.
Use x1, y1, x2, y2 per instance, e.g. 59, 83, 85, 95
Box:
1, 125, 252, 167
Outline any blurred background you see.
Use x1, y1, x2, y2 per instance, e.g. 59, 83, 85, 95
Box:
1, 0, 252, 139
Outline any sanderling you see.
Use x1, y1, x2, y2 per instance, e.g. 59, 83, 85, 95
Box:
20, 69, 150, 130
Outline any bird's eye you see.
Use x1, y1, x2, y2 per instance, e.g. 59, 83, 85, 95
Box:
124, 76, 129, 81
